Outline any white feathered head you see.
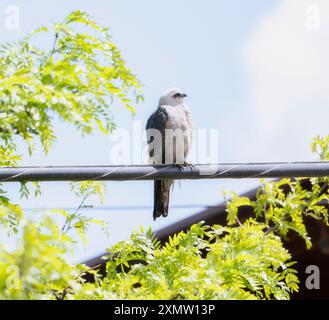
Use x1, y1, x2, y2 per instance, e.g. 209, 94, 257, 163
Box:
159, 87, 187, 106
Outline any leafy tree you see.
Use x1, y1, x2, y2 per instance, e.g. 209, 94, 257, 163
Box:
0, 10, 142, 150
0, 10, 141, 232
0, 10, 141, 299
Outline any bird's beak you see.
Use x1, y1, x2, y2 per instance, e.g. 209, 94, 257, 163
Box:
181, 93, 187, 98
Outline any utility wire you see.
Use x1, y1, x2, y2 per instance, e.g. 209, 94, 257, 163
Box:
23, 204, 218, 212
0, 162, 329, 182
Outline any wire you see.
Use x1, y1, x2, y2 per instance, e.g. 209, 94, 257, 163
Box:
23, 204, 220, 212
0, 162, 329, 182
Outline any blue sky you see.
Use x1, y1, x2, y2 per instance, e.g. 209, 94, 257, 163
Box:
1, 0, 328, 261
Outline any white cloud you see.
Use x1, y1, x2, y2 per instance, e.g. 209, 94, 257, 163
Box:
240, 0, 329, 161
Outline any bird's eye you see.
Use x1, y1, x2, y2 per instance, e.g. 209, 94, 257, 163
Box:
173, 93, 181, 98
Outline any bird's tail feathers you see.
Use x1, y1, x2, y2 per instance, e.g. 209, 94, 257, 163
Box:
153, 180, 171, 220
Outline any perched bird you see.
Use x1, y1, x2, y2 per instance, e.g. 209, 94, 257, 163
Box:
146, 87, 193, 220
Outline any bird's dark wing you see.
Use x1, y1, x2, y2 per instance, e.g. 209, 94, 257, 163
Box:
146, 107, 172, 220
146, 107, 168, 161
146, 107, 168, 140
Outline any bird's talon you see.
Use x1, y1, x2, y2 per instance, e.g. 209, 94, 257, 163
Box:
174, 161, 194, 170
184, 162, 195, 169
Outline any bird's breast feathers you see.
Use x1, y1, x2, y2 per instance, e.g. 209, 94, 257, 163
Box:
160, 103, 192, 132
160, 103, 193, 163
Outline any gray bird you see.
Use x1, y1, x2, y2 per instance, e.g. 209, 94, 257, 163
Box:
146, 87, 193, 220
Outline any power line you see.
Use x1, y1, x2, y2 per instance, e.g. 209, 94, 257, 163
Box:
0, 162, 329, 182
23, 204, 218, 212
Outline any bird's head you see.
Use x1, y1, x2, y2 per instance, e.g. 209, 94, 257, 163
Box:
159, 87, 187, 107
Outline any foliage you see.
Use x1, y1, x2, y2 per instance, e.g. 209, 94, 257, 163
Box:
0, 10, 141, 241
0, 10, 142, 153
0, 10, 139, 300
79, 222, 296, 300
0, 181, 107, 300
